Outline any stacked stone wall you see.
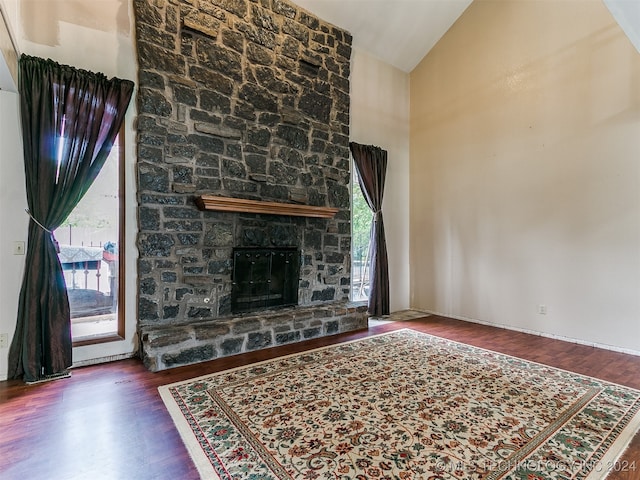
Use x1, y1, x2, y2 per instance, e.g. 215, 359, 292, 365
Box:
133, 0, 357, 369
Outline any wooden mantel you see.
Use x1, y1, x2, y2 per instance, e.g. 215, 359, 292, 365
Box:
195, 195, 339, 219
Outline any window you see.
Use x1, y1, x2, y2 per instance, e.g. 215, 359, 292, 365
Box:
351, 167, 372, 302
54, 130, 125, 345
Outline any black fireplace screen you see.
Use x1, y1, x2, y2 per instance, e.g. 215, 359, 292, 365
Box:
231, 247, 300, 314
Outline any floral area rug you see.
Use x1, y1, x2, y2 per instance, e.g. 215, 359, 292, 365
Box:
158, 329, 640, 479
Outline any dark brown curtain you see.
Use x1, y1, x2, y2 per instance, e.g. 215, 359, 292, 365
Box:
350, 142, 390, 316
8, 55, 134, 382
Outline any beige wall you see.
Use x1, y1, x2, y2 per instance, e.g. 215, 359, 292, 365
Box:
0, 0, 23, 380
0, 89, 26, 379
350, 48, 411, 313
410, 0, 640, 353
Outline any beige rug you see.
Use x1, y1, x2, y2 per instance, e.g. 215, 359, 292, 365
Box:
159, 329, 640, 479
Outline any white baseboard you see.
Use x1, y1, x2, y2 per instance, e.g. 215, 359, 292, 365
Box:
71, 351, 138, 369
0, 352, 138, 381
3, 313, 635, 379
422, 310, 640, 357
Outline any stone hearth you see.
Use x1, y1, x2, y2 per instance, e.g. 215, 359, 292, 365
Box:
141, 301, 367, 371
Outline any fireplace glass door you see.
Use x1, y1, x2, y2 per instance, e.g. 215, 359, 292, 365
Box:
231, 247, 300, 313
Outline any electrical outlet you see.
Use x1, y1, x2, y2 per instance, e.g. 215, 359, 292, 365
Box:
13, 241, 25, 255
538, 305, 547, 315
0, 333, 8, 348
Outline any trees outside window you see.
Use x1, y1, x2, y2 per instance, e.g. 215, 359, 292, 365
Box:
351, 168, 372, 301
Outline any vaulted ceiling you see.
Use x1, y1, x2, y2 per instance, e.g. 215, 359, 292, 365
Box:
293, 0, 472, 72
294, 0, 640, 73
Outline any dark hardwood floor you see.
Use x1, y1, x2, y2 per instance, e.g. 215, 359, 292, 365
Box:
1, 315, 639, 480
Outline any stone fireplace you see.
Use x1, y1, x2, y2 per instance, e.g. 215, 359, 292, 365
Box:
133, 0, 368, 371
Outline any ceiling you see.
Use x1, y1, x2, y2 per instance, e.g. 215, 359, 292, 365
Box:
292, 0, 473, 72
3, 0, 637, 90
603, 0, 640, 54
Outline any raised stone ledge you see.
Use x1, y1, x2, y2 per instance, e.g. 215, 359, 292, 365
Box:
139, 301, 369, 372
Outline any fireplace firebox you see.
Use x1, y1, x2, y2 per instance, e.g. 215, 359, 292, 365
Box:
231, 247, 300, 314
